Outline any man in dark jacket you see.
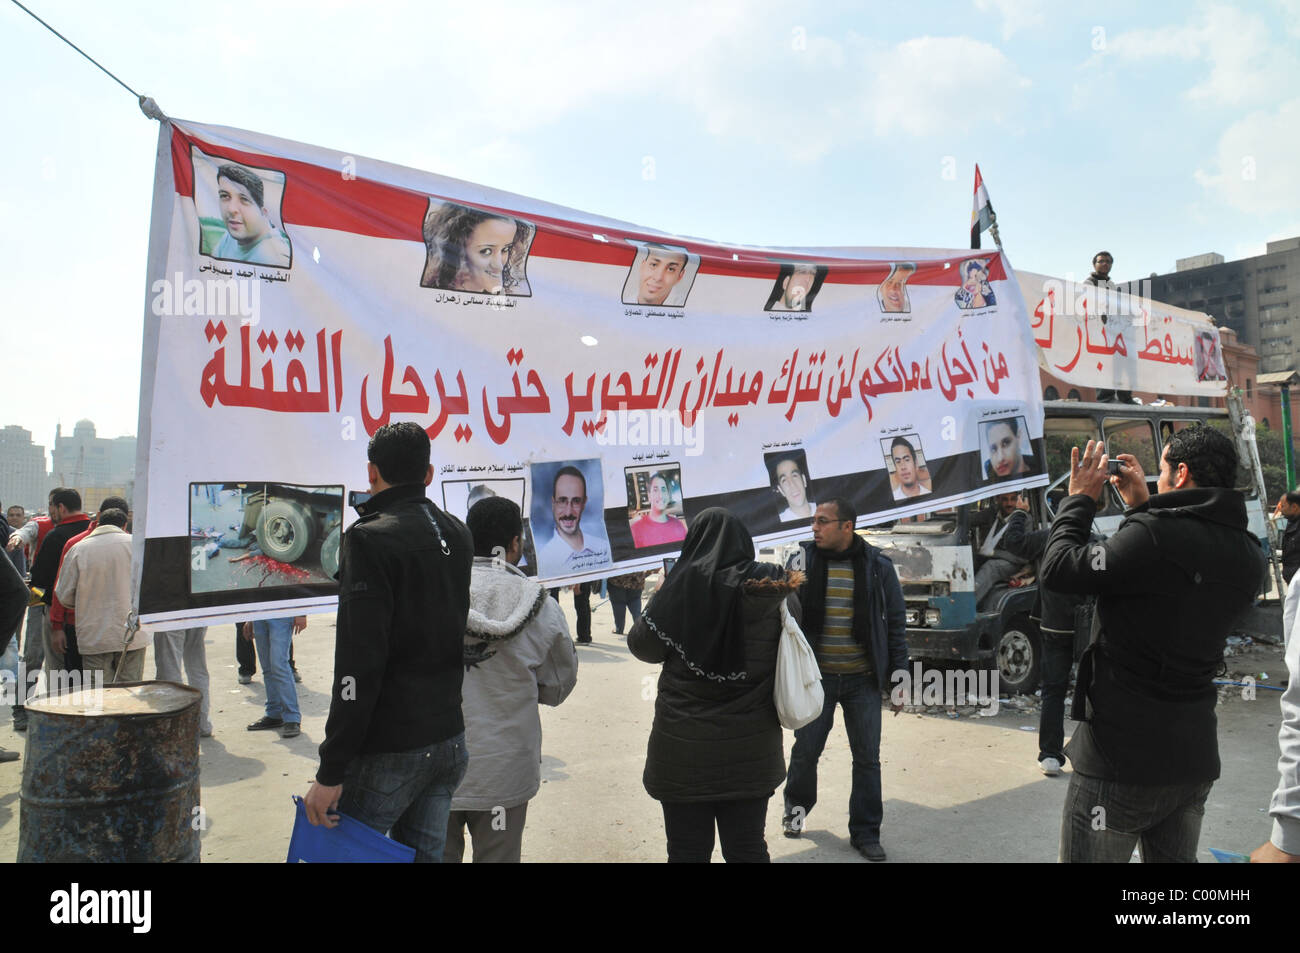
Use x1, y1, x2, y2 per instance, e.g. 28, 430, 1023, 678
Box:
0, 520, 26, 762
28, 487, 91, 678
303, 422, 474, 862
1011, 511, 1097, 777
1273, 492, 1300, 585
1042, 426, 1265, 862
782, 498, 907, 861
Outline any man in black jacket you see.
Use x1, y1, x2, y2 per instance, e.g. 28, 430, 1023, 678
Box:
28, 487, 91, 678
1273, 492, 1300, 585
1042, 426, 1265, 862
782, 498, 907, 861
303, 422, 473, 862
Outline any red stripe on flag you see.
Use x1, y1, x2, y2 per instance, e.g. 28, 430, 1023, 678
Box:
171, 126, 1008, 285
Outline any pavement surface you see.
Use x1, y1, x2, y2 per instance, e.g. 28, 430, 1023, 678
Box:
0, 597, 1289, 863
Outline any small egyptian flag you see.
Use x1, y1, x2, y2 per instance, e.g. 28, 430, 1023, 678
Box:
971, 164, 994, 249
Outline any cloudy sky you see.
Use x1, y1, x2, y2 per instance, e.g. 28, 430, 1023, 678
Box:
2, 0, 1297, 456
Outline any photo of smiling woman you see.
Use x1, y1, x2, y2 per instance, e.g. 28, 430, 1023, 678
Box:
420, 199, 535, 295
980, 416, 1035, 481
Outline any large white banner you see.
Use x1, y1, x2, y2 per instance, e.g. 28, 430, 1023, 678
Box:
134, 120, 1048, 627
1016, 270, 1227, 397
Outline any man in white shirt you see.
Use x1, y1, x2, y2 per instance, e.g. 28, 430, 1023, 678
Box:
54, 508, 148, 681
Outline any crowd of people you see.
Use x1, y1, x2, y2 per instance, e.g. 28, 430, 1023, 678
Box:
3, 419, 1298, 864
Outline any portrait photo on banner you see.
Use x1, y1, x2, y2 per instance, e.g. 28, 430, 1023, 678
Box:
621, 240, 699, 308
877, 261, 916, 314
419, 199, 536, 296
441, 477, 538, 574
192, 147, 292, 269
188, 482, 342, 594
955, 257, 996, 310
763, 448, 816, 525
980, 415, 1035, 482
881, 433, 932, 501
1194, 329, 1228, 382
624, 464, 688, 549
528, 458, 611, 578
763, 261, 828, 313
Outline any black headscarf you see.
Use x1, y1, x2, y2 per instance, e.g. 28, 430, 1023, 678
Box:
642, 507, 778, 681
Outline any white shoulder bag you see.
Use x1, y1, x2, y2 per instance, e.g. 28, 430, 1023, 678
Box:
775, 600, 824, 730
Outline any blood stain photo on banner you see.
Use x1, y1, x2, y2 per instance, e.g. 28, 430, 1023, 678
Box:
625, 465, 688, 549
882, 433, 932, 501
621, 241, 698, 308
764, 262, 827, 313
419, 199, 536, 296
192, 147, 292, 269
979, 417, 1035, 482
763, 449, 816, 524
189, 482, 342, 593
878, 261, 916, 314
529, 459, 611, 578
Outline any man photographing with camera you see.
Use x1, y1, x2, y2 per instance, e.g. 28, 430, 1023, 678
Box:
1041, 426, 1264, 862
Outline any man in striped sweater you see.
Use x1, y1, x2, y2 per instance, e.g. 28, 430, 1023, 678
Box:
782, 498, 907, 862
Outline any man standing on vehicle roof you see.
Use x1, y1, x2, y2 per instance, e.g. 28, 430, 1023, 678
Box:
1041, 426, 1265, 862
782, 498, 907, 862
1086, 251, 1133, 404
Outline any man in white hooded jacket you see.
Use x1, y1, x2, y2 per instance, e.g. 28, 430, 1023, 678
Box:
446, 496, 579, 862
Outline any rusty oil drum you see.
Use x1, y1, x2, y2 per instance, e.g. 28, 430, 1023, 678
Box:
19, 681, 202, 863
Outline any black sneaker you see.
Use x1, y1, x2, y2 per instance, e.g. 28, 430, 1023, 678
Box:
291, 666, 303, 685
247, 716, 284, 731
782, 815, 802, 838
279, 722, 301, 738
12, 708, 27, 732
0, 748, 19, 763
576, 637, 593, 645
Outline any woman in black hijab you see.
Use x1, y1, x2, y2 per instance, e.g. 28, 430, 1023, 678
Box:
628, 507, 802, 862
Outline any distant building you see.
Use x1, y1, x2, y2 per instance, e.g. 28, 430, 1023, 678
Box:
1145, 237, 1300, 376
0, 425, 49, 512
50, 419, 136, 501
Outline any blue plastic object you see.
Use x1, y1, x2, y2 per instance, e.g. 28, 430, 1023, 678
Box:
286, 796, 415, 863
1208, 847, 1251, 863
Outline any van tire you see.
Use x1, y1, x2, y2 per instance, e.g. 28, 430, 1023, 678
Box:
258, 500, 312, 563
996, 616, 1042, 695
320, 526, 341, 579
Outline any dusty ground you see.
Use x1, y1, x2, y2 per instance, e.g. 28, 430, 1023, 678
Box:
0, 601, 1289, 863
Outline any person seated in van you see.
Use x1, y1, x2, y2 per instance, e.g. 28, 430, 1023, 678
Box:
970, 492, 1032, 606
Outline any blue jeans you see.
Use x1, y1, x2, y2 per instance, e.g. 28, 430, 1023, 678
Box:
252, 618, 299, 723
1038, 631, 1073, 764
608, 586, 642, 633
339, 734, 469, 863
1059, 772, 1213, 863
783, 672, 883, 846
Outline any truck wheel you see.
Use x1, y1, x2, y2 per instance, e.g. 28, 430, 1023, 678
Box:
258, 500, 312, 563
996, 616, 1042, 695
320, 526, 341, 579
